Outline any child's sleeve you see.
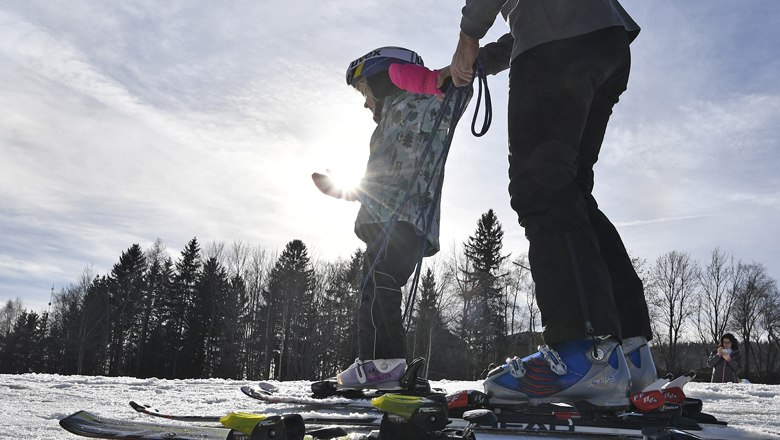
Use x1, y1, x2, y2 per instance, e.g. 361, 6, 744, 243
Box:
388, 63, 442, 95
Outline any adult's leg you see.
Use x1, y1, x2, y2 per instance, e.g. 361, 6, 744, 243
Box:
573, 30, 652, 341
358, 223, 425, 359
507, 28, 629, 345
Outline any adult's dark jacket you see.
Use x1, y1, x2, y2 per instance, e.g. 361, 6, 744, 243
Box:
462, 0, 639, 67
707, 349, 743, 383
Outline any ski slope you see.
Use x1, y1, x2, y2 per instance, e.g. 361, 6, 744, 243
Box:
1, 373, 778, 439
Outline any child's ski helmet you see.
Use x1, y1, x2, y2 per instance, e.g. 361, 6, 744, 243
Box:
346, 47, 424, 86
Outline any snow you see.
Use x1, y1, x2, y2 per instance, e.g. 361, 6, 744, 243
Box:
1, 374, 779, 439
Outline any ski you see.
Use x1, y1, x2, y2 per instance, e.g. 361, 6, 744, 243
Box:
63, 400, 755, 440
129, 400, 383, 426
60, 410, 244, 440
241, 384, 732, 437
240, 385, 380, 411
240, 358, 440, 411
60, 410, 372, 440
130, 401, 222, 422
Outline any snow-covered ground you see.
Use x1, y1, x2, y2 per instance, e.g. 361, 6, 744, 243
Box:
1, 373, 779, 439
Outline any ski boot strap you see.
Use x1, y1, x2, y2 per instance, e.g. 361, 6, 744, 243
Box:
541, 345, 568, 376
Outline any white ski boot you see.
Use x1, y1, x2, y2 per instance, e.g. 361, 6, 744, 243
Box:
336, 358, 406, 390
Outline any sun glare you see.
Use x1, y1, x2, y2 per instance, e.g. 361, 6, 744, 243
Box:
327, 166, 364, 194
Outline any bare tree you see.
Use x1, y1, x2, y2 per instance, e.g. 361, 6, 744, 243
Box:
761, 287, 780, 380
224, 241, 251, 279
243, 245, 271, 379
629, 255, 658, 341
695, 248, 737, 348
647, 251, 699, 374
506, 255, 532, 337
730, 262, 775, 380
0, 298, 25, 339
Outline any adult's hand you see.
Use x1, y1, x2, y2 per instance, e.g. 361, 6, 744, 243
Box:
450, 31, 480, 86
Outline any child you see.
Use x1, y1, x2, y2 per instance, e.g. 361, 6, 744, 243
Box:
312, 47, 467, 390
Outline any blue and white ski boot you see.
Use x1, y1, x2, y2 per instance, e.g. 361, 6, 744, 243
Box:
622, 335, 658, 395
483, 336, 630, 411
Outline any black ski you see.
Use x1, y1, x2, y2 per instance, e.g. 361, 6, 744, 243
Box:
61, 410, 375, 440
129, 400, 382, 426
240, 384, 380, 411
60, 410, 243, 440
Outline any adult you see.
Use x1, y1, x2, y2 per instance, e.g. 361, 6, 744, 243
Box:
708, 333, 743, 383
446, 0, 657, 408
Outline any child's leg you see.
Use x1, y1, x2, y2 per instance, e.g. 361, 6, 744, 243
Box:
358, 223, 425, 360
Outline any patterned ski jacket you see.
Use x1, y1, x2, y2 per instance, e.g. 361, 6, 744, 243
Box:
707, 349, 743, 383
354, 90, 469, 256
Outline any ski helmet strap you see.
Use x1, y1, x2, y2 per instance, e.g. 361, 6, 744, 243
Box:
346, 47, 424, 86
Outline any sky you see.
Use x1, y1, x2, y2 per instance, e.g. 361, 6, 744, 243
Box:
1, 1, 778, 312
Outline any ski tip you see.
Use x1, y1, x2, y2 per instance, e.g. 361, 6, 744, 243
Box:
129, 401, 147, 412
241, 385, 271, 398
256, 381, 278, 393
59, 411, 99, 434
462, 408, 498, 425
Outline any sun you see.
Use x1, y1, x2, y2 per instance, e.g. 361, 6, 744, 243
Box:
326, 165, 364, 195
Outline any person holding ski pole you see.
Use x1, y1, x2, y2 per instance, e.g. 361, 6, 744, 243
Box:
444, 0, 659, 410
311, 47, 470, 390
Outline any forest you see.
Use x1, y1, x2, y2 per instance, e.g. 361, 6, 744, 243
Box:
2, 209, 779, 383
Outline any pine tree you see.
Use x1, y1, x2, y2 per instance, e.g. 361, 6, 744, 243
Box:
410, 268, 445, 377
80, 276, 111, 375
263, 240, 315, 380
459, 209, 509, 376
107, 244, 147, 376
143, 254, 174, 378
214, 273, 246, 379
195, 256, 232, 378
160, 238, 202, 378
315, 250, 363, 378
0, 311, 36, 372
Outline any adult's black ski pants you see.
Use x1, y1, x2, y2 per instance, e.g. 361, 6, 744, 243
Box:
507, 26, 652, 345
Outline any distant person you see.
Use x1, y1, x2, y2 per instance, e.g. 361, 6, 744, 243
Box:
708, 333, 743, 383
312, 47, 468, 390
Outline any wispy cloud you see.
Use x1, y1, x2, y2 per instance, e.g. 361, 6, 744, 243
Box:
1, 0, 779, 309
615, 215, 711, 228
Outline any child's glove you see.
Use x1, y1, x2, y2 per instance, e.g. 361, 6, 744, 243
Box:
311, 172, 357, 201
388, 63, 444, 96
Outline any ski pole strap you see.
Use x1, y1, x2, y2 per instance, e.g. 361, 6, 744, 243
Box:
401, 83, 474, 332
470, 61, 492, 137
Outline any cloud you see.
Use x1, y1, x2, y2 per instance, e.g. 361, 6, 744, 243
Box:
615, 215, 711, 228
1, 0, 779, 308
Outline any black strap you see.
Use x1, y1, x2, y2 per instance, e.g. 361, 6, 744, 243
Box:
471, 62, 492, 137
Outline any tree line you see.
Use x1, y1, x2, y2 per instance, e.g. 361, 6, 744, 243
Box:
1, 210, 779, 383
